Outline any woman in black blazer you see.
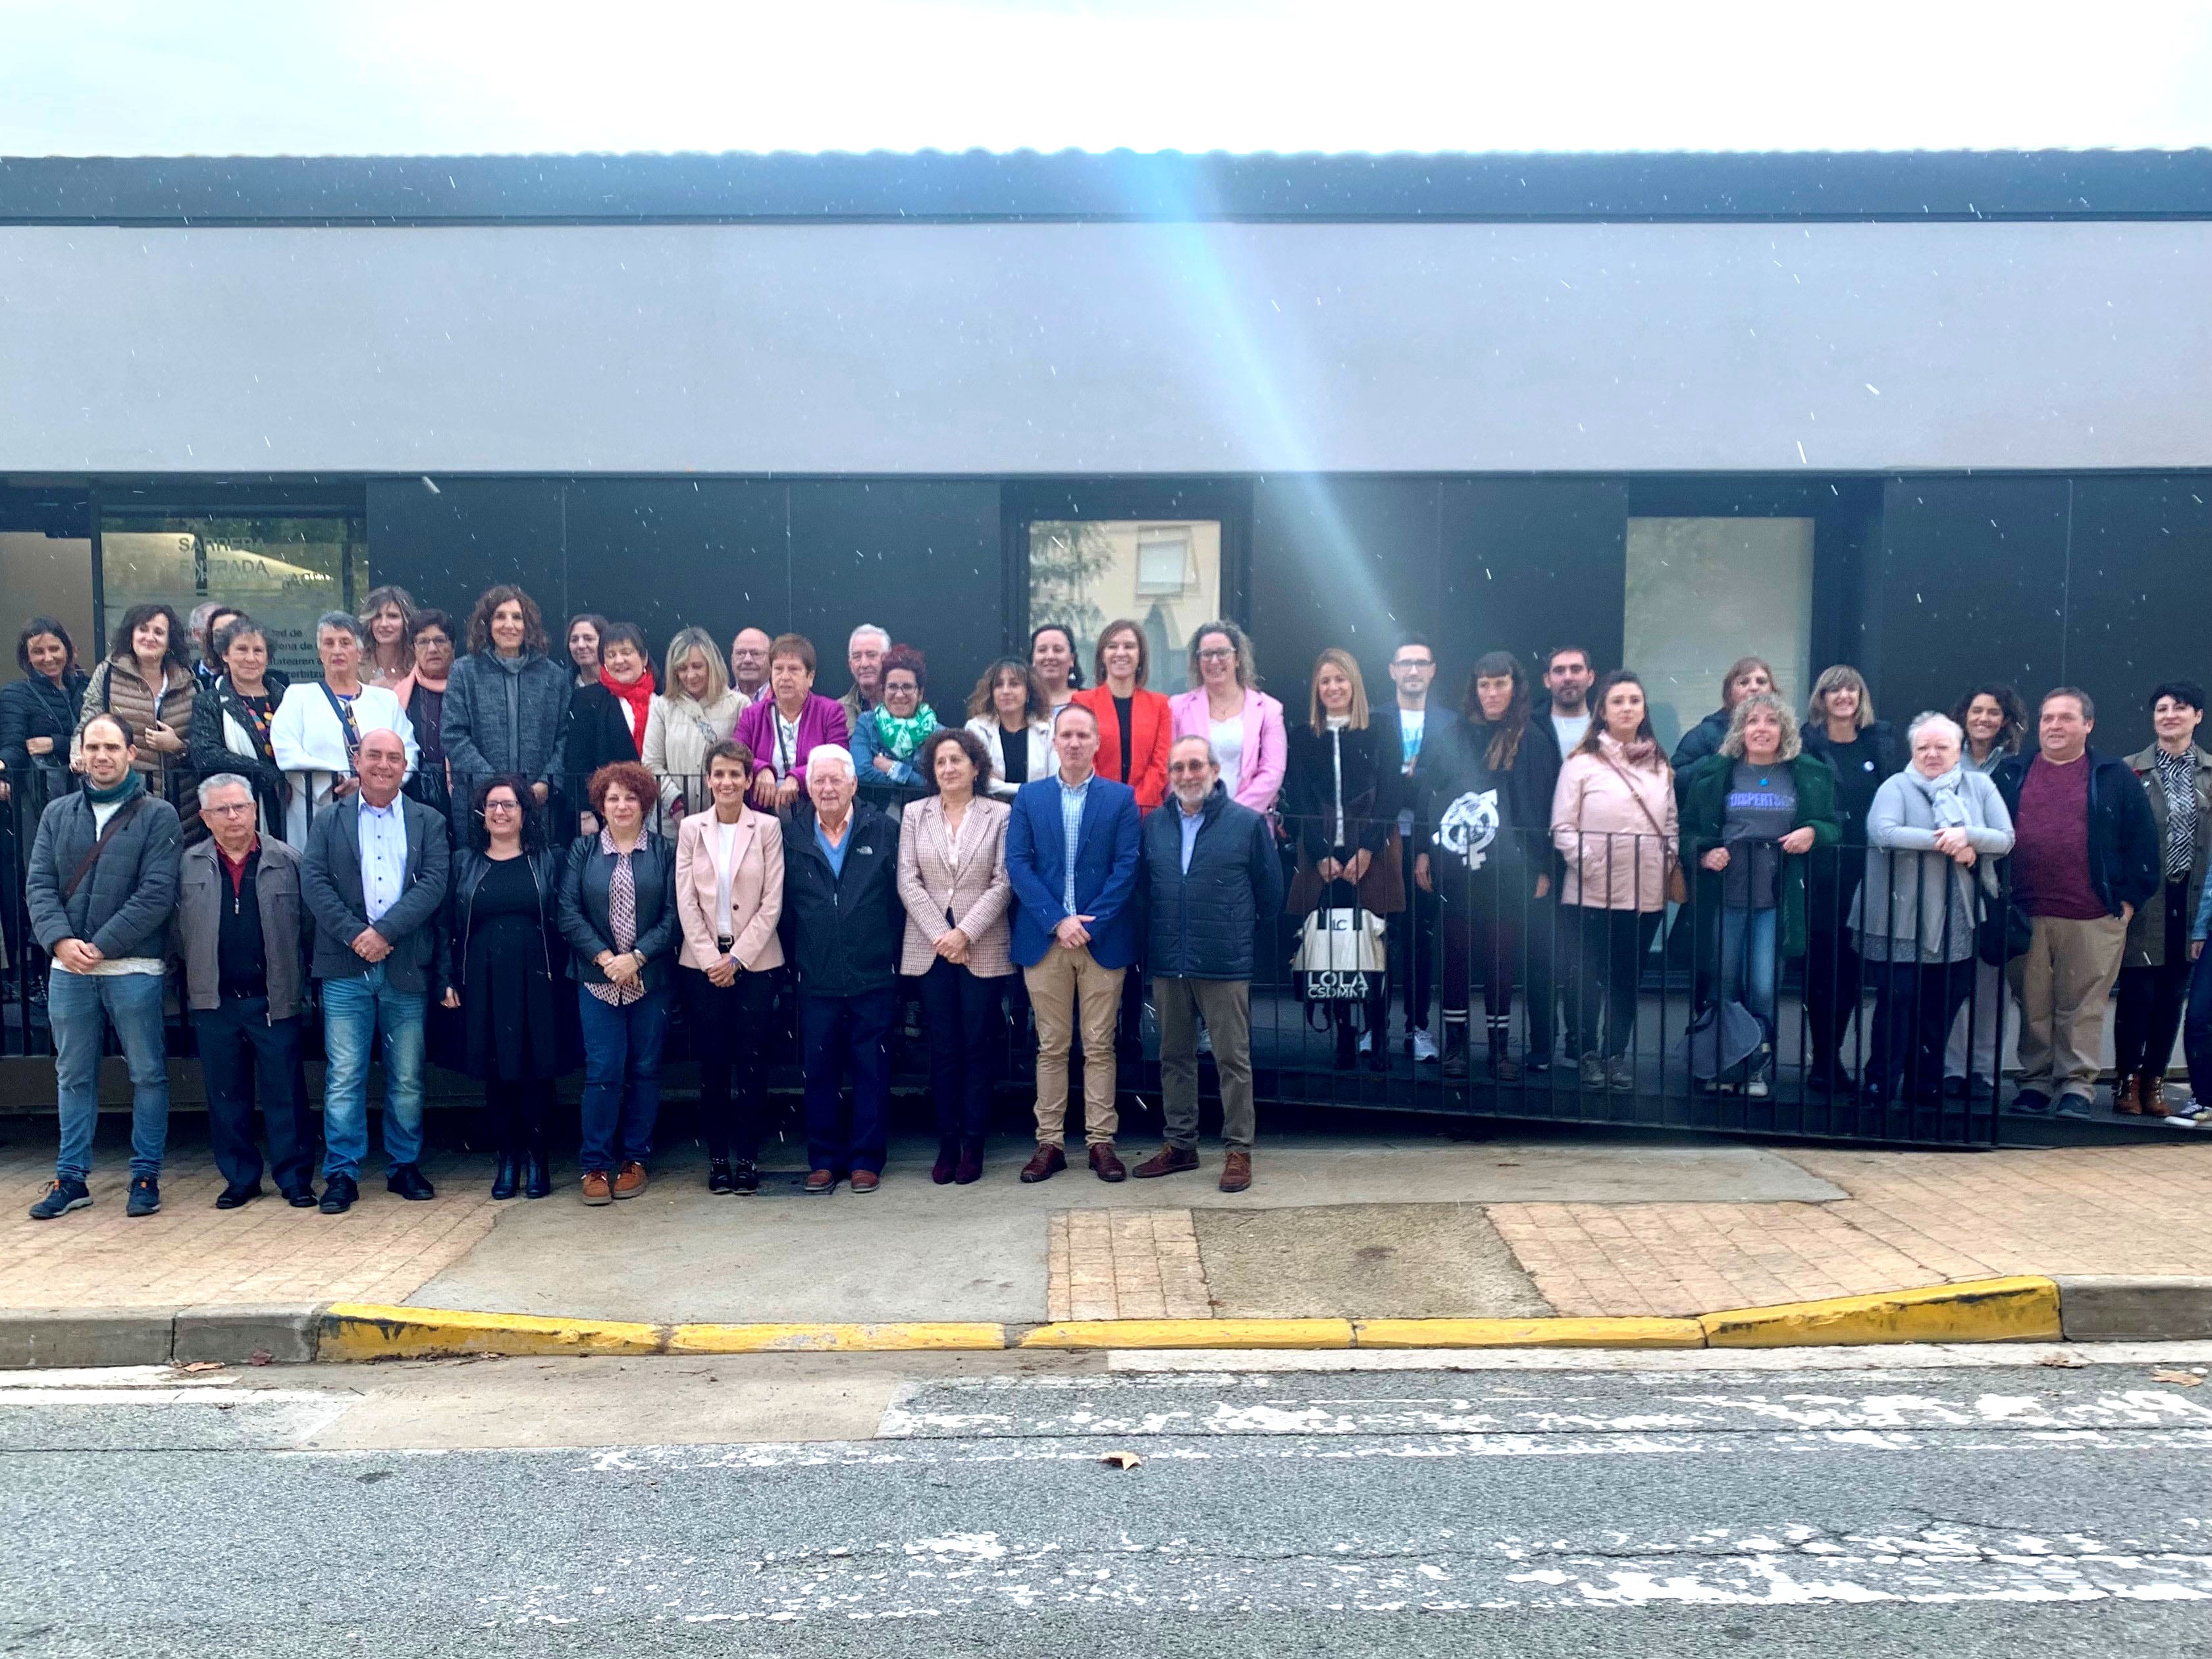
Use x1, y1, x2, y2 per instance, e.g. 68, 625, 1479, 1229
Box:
1282, 649, 1406, 1072
562, 621, 650, 835
558, 760, 679, 1205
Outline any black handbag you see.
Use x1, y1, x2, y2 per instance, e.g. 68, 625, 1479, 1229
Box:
1978, 870, 2032, 968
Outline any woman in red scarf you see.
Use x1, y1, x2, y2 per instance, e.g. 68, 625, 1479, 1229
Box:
564, 620, 656, 832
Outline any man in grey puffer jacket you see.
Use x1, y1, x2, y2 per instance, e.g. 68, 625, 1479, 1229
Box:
24, 713, 182, 1219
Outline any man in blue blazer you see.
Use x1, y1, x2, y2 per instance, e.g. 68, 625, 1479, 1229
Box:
1005, 702, 1142, 1182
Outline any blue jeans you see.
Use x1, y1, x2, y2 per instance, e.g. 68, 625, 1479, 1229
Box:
50, 966, 169, 1182
1718, 905, 1779, 1032
319, 966, 427, 1180
577, 984, 670, 1171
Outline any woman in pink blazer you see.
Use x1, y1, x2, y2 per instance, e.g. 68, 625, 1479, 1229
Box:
1167, 619, 1286, 814
673, 739, 785, 1194
897, 728, 1014, 1186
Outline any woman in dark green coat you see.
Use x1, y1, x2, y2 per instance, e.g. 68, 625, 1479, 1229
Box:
1679, 692, 1840, 1095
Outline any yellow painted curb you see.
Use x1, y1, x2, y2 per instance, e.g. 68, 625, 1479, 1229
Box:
319, 1303, 666, 1361
1020, 1319, 1355, 1350
668, 1322, 1007, 1354
1699, 1275, 2062, 1348
1354, 1317, 1706, 1350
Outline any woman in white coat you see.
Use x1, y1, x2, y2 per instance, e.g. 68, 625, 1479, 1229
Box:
269, 611, 416, 848
962, 658, 1052, 803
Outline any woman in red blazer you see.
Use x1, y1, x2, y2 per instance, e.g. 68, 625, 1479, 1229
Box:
1070, 618, 1172, 814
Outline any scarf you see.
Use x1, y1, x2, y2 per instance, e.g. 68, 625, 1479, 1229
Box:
1597, 731, 1660, 770
604, 668, 656, 755
585, 828, 644, 1007
2153, 747, 2198, 878
1901, 762, 1971, 828
872, 702, 939, 760
84, 768, 147, 808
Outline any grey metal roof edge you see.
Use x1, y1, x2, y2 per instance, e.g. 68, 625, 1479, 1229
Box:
2, 148, 2210, 225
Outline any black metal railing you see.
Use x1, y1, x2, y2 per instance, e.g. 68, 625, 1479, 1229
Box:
0, 770, 2024, 1147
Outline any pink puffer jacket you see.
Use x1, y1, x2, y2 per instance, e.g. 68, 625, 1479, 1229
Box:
1550, 737, 1678, 912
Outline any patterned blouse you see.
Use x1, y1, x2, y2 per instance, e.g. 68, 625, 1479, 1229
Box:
585, 828, 644, 1007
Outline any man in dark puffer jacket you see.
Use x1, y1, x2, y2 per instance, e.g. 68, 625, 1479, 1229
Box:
1132, 735, 1282, 1193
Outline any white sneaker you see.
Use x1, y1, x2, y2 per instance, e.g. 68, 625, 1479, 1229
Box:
1196, 1028, 1213, 1057
1412, 1029, 1440, 1063
1357, 1030, 1374, 1055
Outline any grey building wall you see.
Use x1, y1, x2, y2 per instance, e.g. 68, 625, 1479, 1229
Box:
4, 219, 2209, 475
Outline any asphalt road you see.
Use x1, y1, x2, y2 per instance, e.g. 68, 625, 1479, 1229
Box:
1, 1350, 2209, 1658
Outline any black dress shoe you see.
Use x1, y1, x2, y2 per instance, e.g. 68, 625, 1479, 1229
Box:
319, 1174, 359, 1215
284, 1186, 319, 1209
523, 1151, 552, 1200
214, 1182, 264, 1211
386, 1164, 436, 1201
490, 1154, 520, 1201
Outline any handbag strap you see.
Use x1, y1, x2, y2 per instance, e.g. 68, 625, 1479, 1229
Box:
62, 794, 148, 901
1598, 752, 1677, 863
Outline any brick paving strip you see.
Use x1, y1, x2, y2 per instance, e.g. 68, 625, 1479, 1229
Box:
3, 1135, 2208, 1323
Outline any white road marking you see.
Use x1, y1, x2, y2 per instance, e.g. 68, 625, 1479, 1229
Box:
1107, 1342, 2212, 1374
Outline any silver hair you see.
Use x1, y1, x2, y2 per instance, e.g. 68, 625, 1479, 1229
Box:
1170, 734, 1219, 766
847, 623, 890, 653
806, 744, 856, 777
196, 772, 255, 808
315, 610, 361, 641
1907, 710, 1964, 750
1719, 691, 1803, 762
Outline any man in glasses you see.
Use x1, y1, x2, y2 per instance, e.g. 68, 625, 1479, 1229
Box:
1387, 637, 1441, 1063
174, 774, 318, 1209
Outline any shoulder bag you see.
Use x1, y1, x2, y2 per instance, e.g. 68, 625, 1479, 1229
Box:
1600, 754, 1687, 905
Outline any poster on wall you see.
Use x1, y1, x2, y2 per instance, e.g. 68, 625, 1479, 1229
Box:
99, 517, 359, 683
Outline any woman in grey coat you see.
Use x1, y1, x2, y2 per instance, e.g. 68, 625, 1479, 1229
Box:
441, 586, 571, 832
1851, 712, 2015, 1106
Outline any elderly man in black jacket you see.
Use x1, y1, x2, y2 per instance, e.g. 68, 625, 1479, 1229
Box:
780, 746, 903, 1194
1132, 735, 1283, 1193
301, 725, 451, 1212
24, 713, 182, 1220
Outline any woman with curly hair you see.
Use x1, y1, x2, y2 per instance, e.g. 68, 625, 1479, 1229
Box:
441, 585, 572, 833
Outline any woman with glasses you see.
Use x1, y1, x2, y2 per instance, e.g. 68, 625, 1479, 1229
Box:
187, 614, 292, 838
441, 775, 566, 1199
1169, 621, 1286, 815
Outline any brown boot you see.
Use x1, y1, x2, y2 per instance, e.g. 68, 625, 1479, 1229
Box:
2116, 1074, 2145, 1114
1218, 1150, 1252, 1193
2141, 1074, 2174, 1117
1020, 1144, 1066, 1184
1132, 1144, 1199, 1179
1088, 1143, 1127, 1183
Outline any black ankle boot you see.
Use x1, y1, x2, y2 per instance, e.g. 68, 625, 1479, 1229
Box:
490, 1152, 520, 1200
523, 1150, 551, 1200
1334, 1020, 1358, 1070
1441, 1022, 1471, 1080
708, 1159, 737, 1195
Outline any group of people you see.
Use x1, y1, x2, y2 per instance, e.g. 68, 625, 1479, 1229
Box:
7, 580, 2201, 1222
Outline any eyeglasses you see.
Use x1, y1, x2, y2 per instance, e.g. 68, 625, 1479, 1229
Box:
205, 801, 255, 817
1391, 658, 1433, 671
1196, 648, 1236, 663
483, 801, 521, 814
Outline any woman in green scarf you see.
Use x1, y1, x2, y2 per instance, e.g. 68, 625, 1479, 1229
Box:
851, 645, 939, 787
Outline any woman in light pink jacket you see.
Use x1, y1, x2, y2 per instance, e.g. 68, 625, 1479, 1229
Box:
1550, 670, 1679, 1094
1167, 619, 1286, 815
673, 739, 785, 1194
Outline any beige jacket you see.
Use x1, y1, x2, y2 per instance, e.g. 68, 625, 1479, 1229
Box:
896, 794, 1014, 978
644, 689, 749, 820
673, 804, 786, 972
1550, 737, 1678, 912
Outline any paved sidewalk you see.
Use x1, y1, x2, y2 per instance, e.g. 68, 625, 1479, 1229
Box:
3, 1119, 2206, 1324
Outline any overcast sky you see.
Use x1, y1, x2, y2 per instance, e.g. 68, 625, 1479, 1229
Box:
5, 0, 2210, 156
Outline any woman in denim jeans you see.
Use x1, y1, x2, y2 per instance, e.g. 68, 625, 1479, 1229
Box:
558, 760, 678, 1205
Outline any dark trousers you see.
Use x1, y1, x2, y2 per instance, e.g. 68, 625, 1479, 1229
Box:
1562, 905, 1662, 1059
487, 1078, 554, 1155
682, 964, 774, 1163
799, 987, 895, 1174
2114, 878, 2193, 1080
1803, 869, 1864, 1071
1394, 835, 1438, 1034
1865, 959, 1976, 1104
192, 997, 314, 1194
916, 961, 1005, 1142
576, 984, 670, 1171
2181, 948, 2212, 1100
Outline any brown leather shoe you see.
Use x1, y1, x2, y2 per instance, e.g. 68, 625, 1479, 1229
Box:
804, 1169, 837, 1194
850, 1169, 880, 1193
1132, 1144, 1199, 1179
2116, 1073, 2144, 1114
1088, 1143, 1126, 1182
612, 1161, 648, 1199
580, 1169, 613, 1206
1218, 1150, 1252, 1193
2142, 1074, 2174, 1117
1019, 1144, 1066, 1183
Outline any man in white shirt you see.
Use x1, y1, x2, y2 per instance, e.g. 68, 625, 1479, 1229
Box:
1542, 645, 1596, 756
1386, 637, 1441, 1061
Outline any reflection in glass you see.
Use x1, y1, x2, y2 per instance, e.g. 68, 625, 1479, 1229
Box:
1028, 519, 1221, 694
99, 515, 361, 683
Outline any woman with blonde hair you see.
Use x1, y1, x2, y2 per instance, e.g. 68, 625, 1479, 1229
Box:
1169, 620, 1285, 814
357, 585, 419, 691
1283, 648, 1404, 1070
643, 625, 747, 826
1798, 664, 1902, 1092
